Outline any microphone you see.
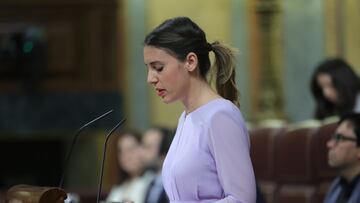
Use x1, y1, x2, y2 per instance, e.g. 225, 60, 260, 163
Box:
96, 118, 126, 203
58, 109, 114, 188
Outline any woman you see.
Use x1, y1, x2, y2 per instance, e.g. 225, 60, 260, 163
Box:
311, 58, 360, 120
106, 130, 154, 203
144, 16, 256, 202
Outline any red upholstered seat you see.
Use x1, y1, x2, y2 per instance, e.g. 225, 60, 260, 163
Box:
249, 121, 338, 203
274, 127, 318, 183
311, 122, 338, 180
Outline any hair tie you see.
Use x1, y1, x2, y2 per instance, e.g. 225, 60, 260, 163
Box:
206, 42, 213, 52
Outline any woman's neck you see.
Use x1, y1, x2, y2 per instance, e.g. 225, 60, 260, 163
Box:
182, 77, 220, 114
128, 170, 142, 180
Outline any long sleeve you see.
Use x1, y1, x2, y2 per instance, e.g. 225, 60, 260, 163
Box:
162, 99, 256, 202
208, 111, 256, 203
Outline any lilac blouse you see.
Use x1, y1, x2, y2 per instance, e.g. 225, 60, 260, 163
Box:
162, 98, 256, 203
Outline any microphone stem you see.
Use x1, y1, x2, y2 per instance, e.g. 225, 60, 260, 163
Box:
58, 109, 114, 188
58, 129, 81, 188
96, 118, 126, 203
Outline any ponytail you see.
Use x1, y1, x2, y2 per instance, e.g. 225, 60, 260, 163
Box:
210, 41, 240, 107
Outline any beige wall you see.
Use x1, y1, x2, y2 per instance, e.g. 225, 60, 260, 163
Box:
325, 0, 360, 72
344, 0, 360, 71
145, 0, 232, 128
124, 0, 360, 127
324, 0, 338, 57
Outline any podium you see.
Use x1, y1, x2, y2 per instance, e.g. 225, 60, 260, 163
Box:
6, 185, 67, 203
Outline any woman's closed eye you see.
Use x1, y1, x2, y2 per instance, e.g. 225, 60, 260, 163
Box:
154, 65, 164, 72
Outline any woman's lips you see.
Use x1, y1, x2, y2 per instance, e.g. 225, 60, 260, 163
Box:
156, 89, 166, 97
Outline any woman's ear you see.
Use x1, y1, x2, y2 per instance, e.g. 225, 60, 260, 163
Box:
185, 52, 198, 72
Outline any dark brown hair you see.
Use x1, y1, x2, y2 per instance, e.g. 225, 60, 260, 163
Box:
310, 58, 360, 119
144, 16, 240, 106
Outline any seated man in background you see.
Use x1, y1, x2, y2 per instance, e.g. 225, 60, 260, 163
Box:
324, 112, 360, 203
141, 126, 173, 203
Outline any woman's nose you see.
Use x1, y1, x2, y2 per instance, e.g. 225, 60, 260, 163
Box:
147, 70, 158, 84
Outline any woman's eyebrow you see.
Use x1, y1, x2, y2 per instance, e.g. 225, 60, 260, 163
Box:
145, 61, 161, 66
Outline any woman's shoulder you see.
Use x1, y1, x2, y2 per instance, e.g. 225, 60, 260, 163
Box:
194, 98, 244, 122
199, 98, 237, 111
106, 184, 126, 201
138, 171, 156, 183
208, 98, 240, 114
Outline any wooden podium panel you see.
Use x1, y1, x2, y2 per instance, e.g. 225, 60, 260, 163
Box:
6, 185, 67, 203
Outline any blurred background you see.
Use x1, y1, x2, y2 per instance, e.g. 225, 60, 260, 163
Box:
0, 0, 359, 199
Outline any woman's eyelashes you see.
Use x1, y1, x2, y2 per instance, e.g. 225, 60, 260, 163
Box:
154, 66, 164, 72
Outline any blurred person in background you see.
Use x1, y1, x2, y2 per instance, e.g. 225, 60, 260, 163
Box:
311, 58, 360, 120
141, 126, 173, 203
324, 112, 360, 203
106, 130, 153, 203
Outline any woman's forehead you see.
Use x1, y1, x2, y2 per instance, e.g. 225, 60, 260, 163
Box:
144, 46, 178, 65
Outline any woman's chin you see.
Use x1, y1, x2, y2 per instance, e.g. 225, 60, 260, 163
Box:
162, 99, 172, 104
161, 97, 175, 104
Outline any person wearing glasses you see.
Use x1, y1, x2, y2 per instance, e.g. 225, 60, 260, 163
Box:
324, 112, 360, 203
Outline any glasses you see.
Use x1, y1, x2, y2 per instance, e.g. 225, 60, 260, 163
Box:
331, 133, 357, 143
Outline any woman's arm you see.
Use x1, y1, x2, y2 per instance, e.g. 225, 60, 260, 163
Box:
208, 111, 256, 203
